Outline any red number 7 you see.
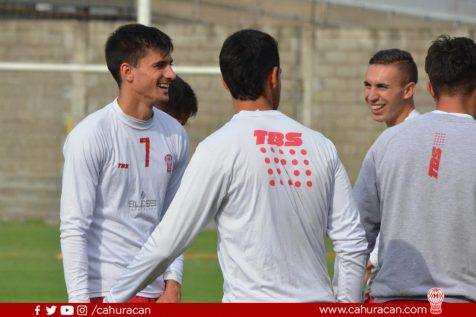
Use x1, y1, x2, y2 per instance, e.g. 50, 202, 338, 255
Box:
140, 137, 150, 167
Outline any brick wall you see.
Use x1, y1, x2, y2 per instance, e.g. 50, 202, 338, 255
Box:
0, 19, 473, 222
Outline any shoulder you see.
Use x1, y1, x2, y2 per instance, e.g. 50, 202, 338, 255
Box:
366, 114, 430, 160
153, 108, 188, 139
64, 103, 113, 151
198, 121, 233, 150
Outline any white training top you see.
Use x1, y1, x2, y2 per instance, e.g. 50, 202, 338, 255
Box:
60, 99, 189, 302
106, 110, 368, 303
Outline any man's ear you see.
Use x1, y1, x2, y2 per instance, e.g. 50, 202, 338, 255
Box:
426, 81, 436, 100
120, 62, 134, 83
221, 76, 230, 92
269, 66, 280, 89
403, 81, 416, 100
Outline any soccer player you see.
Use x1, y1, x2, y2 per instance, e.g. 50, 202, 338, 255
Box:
60, 24, 189, 303
364, 49, 420, 127
157, 75, 198, 126
105, 29, 368, 303
361, 49, 420, 293
354, 35, 476, 302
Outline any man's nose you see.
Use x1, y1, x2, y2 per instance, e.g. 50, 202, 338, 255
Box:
166, 66, 176, 80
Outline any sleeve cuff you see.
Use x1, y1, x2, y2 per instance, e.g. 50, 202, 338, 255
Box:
163, 270, 182, 285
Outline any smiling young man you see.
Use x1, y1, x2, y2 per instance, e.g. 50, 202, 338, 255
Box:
354, 35, 476, 302
60, 24, 188, 303
104, 29, 368, 303
364, 49, 419, 127
361, 49, 421, 297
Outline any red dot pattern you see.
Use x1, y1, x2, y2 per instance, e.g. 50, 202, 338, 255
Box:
259, 144, 314, 188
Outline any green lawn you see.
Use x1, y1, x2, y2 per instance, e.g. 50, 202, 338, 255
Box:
0, 222, 335, 302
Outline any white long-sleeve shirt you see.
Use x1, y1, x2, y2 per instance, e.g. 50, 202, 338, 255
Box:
106, 110, 368, 302
60, 99, 189, 302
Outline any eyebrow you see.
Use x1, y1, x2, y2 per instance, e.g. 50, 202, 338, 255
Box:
363, 81, 390, 88
153, 58, 173, 67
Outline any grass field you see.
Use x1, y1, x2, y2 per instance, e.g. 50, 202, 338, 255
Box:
0, 221, 335, 302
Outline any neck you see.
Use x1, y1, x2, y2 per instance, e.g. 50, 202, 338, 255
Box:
386, 103, 415, 127
117, 90, 154, 120
232, 96, 275, 113
436, 93, 476, 118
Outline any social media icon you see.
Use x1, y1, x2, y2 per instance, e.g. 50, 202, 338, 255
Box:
77, 305, 88, 316
34, 305, 41, 316
46, 305, 57, 315
60, 305, 74, 316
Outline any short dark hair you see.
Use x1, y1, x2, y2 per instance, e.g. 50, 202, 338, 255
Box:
219, 29, 280, 100
161, 76, 198, 118
425, 35, 476, 99
105, 23, 173, 86
369, 49, 418, 85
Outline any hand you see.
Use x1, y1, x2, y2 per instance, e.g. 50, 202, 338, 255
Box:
364, 260, 374, 286
156, 280, 181, 303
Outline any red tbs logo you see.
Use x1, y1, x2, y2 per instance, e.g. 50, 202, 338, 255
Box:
428, 133, 445, 179
253, 130, 302, 146
428, 147, 442, 178
255, 130, 313, 188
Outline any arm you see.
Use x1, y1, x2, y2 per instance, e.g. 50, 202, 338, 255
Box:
158, 132, 189, 302
353, 149, 380, 252
106, 142, 229, 302
327, 150, 368, 302
364, 237, 380, 286
60, 130, 103, 302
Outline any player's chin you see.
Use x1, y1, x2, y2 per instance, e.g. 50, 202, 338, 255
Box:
370, 113, 387, 123
156, 94, 170, 104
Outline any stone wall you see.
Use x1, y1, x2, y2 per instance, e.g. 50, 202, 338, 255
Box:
0, 19, 473, 222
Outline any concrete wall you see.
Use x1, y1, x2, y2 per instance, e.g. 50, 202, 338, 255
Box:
0, 19, 473, 222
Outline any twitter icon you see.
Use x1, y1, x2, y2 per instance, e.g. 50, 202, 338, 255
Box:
46, 305, 57, 315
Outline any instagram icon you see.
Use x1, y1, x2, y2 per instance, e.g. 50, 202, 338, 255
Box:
77, 305, 88, 316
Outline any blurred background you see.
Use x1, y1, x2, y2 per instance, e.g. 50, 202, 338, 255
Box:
0, 0, 475, 301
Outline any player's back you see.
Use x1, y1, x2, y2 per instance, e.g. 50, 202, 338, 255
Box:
360, 112, 476, 302
204, 110, 349, 302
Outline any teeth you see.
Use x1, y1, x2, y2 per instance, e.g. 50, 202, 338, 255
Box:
371, 105, 384, 110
